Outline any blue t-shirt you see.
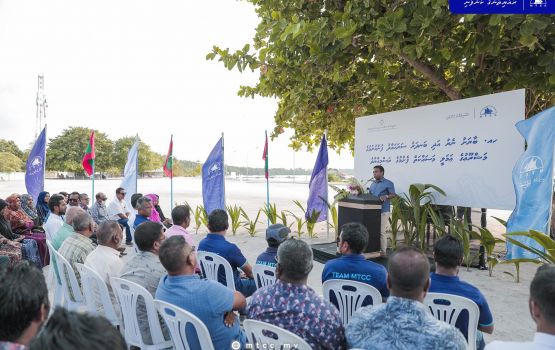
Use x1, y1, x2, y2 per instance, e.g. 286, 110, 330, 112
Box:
322, 254, 389, 299
429, 272, 494, 340
156, 274, 246, 350
255, 247, 278, 268
369, 178, 395, 213
198, 233, 248, 288
133, 215, 150, 229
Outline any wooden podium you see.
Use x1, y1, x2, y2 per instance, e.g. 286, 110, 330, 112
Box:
338, 194, 382, 253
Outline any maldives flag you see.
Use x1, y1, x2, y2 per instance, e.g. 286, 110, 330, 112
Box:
163, 135, 173, 178
82, 130, 95, 176
262, 131, 268, 179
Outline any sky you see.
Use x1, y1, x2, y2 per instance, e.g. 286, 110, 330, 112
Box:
0, 0, 355, 170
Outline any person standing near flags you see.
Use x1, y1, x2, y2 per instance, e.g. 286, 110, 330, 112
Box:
368, 165, 396, 256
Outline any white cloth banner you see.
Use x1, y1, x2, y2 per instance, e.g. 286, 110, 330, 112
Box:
120, 140, 139, 210
354, 89, 525, 210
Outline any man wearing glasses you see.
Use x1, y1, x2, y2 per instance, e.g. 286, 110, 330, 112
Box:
68, 192, 81, 207
107, 187, 132, 246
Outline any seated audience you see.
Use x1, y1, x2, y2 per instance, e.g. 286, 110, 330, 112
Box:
322, 222, 388, 299
486, 264, 555, 349
199, 209, 256, 297
79, 193, 91, 214
35, 191, 50, 225
85, 221, 124, 286
120, 221, 168, 345
346, 247, 466, 349
0, 199, 42, 268
0, 236, 22, 265
0, 261, 49, 349
58, 213, 96, 295
248, 238, 345, 350
106, 187, 132, 245
430, 235, 494, 350
145, 194, 172, 226
29, 308, 126, 350
20, 194, 39, 226
51, 206, 85, 250
156, 236, 247, 350
165, 204, 195, 246
133, 196, 152, 229
4, 194, 47, 265
128, 192, 143, 231
68, 192, 81, 207
90, 192, 109, 225
43, 194, 66, 239
255, 223, 290, 268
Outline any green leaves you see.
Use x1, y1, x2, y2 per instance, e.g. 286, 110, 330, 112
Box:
207, 0, 555, 149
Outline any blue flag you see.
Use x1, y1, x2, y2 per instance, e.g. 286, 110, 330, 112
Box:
306, 134, 329, 222
202, 137, 225, 215
120, 139, 139, 210
25, 127, 47, 203
506, 106, 555, 259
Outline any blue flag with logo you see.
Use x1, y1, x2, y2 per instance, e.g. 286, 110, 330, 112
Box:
120, 139, 139, 210
506, 106, 555, 259
306, 134, 329, 222
25, 127, 47, 203
202, 137, 225, 215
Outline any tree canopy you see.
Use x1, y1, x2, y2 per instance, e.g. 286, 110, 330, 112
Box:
0, 152, 23, 173
0, 140, 23, 160
207, 0, 555, 150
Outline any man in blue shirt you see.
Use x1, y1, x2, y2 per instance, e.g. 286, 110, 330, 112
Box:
368, 165, 396, 256
198, 209, 257, 297
133, 197, 152, 229
322, 222, 389, 300
255, 223, 290, 268
429, 235, 494, 350
156, 236, 247, 350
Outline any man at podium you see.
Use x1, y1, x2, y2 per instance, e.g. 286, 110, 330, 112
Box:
368, 165, 396, 256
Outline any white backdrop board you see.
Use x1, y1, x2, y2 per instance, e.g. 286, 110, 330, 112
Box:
354, 89, 525, 210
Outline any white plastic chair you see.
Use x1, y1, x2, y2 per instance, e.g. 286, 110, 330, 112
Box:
243, 319, 312, 350
424, 292, 480, 350
197, 251, 236, 291
45, 241, 64, 309
253, 264, 277, 289
75, 263, 121, 328
110, 277, 172, 350
153, 300, 215, 350
46, 241, 86, 312
322, 279, 383, 325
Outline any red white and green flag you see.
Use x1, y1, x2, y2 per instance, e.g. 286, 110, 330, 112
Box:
82, 130, 95, 176
163, 135, 173, 178
262, 131, 268, 179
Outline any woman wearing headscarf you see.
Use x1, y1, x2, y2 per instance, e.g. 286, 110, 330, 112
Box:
36, 191, 50, 224
4, 194, 48, 265
0, 199, 41, 267
145, 194, 172, 227
21, 194, 40, 226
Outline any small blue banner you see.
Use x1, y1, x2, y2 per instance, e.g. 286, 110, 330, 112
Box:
449, 0, 555, 14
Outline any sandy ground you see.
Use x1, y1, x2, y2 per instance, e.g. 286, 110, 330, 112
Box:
3, 177, 537, 343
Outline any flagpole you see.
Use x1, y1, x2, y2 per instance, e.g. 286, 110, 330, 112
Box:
91, 159, 95, 206
170, 134, 174, 213
135, 134, 139, 196
324, 130, 329, 240
222, 132, 226, 207
265, 130, 270, 227
43, 125, 47, 196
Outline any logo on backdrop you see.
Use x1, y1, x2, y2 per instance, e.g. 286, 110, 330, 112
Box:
367, 118, 397, 133
27, 156, 43, 176
517, 156, 544, 190
480, 105, 497, 118
206, 162, 222, 180
530, 0, 547, 7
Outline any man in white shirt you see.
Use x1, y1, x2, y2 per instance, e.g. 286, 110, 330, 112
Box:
43, 194, 67, 241
106, 187, 132, 245
486, 265, 555, 350
85, 220, 124, 302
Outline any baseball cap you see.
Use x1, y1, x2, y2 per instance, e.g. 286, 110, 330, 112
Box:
266, 224, 290, 243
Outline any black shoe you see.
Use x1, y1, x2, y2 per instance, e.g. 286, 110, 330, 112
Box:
125, 241, 133, 246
